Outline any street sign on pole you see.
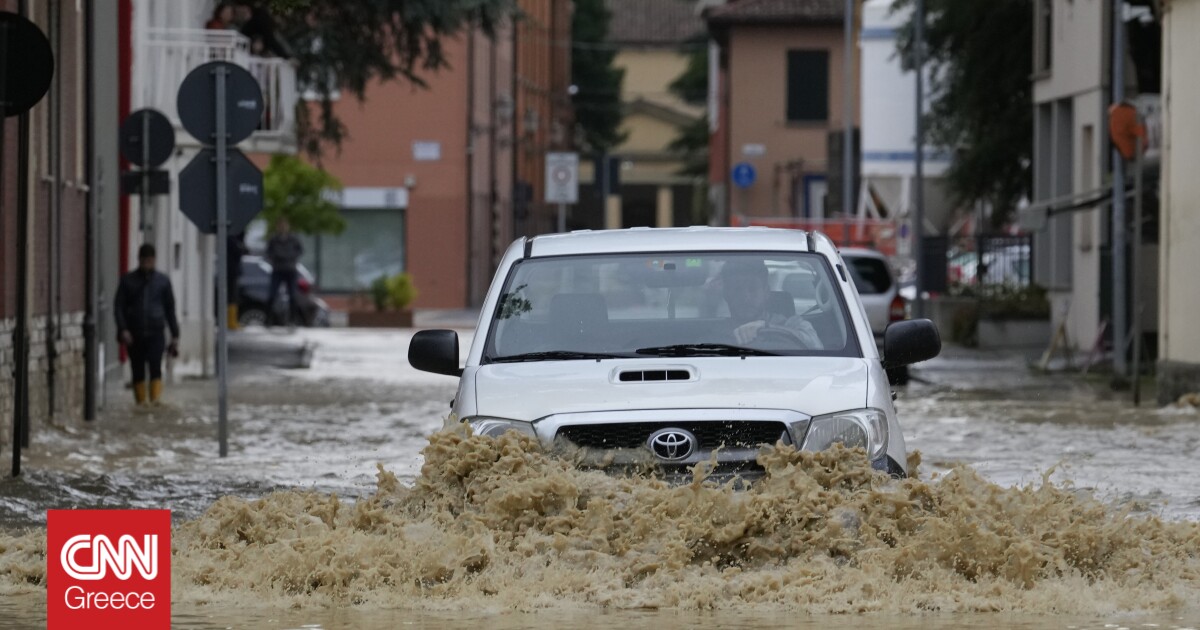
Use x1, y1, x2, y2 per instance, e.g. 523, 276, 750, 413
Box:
545, 152, 579, 204
546, 152, 578, 233
179, 148, 263, 235
177, 60, 265, 458
177, 60, 264, 145
120, 108, 176, 238
120, 108, 174, 168
732, 162, 756, 189
1, 10, 55, 478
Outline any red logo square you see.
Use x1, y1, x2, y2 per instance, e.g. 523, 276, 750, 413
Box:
47, 510, 171, 630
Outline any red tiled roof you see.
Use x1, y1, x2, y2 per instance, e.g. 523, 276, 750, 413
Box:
705, 0, 844, 26
606, 0, 706, 45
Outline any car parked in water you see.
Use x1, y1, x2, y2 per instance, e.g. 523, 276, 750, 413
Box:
409, 227, 940, 482
838, 248, 911, 385
237, 255, 331, 328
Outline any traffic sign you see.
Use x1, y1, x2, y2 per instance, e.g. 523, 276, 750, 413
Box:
120, 109, 175, 168
545, 152, 579, 204
732, 162, 756, 188
120, 170, 169, 195
177, 61, 264, 145
0, 12, 54, 118
178, 148, 263, 235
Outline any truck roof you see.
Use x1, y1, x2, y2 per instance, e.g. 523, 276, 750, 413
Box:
527, 226, 818, 258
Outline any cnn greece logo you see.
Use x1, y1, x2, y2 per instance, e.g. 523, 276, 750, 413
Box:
48, 510, 171, 629
60, 534, 158, 581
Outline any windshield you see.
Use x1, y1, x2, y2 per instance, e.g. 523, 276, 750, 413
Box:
484, 251, 860, 361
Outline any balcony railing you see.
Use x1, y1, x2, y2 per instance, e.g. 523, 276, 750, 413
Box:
137, 27, 297, 149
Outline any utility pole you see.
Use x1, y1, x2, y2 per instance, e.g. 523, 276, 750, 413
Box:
913, 0, 926, 318
1110, 0, 1128, 384
843, 0, 855, 221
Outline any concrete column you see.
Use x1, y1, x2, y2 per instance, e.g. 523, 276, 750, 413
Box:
605, 195, 621, 230
655, 186, 674, 227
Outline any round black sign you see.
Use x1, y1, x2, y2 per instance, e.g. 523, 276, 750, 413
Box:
176, 61, 265, 146
119, 109, 175, 168
0, 12, 55, 118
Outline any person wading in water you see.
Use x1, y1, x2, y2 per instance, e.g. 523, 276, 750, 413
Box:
114, 244, 180, 404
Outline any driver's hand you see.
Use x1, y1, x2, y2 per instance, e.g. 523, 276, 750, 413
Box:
733, 320, 766, 344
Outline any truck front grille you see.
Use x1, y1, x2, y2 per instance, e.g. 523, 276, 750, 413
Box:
555, 421, 788, 450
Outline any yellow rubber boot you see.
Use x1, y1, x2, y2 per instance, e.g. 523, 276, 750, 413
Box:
133, 382, 147, 405
227, 304, 240, 331
150, 379, 164, 404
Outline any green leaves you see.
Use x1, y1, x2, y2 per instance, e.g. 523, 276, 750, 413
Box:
892, 0, 1033, 225
273, 0, 514, 157
262, 154, 346, 236
571, 0, 626, 154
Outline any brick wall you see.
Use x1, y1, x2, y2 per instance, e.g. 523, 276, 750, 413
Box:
0, 312, 86, 446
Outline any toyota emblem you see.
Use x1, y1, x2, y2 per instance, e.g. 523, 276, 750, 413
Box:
647, 428, 697, 461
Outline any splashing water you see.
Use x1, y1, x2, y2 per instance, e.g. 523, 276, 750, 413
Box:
2, 428, 1198, 619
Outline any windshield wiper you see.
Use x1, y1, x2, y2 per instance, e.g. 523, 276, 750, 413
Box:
490, 350, 631, 363
634, 343, 778, 357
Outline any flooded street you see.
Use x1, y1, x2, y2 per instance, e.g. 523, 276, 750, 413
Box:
2, 328, 1199, 628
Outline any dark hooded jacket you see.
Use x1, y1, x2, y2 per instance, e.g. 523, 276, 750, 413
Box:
114, 269, 180, 339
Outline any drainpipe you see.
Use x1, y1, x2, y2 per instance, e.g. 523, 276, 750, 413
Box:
84, 0, 97, 421
13, 0, 32, 471
1110, 0, 1128, 383
48, 0, 62, 422
466, 24, 475, 307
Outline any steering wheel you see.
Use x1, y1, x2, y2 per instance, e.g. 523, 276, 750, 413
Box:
802, 282, 836, 315
753, 324, 807, 346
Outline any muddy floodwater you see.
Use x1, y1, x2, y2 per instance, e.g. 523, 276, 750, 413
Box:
2, 329, 1199, 628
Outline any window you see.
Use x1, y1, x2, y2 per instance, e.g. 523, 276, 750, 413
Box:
1035, 0, 1052, 74
786, 50, 829, 122
485, 252, 859, 361
844, 256, 893, 295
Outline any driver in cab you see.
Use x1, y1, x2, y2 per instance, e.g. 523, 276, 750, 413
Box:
720, 261, 823, 350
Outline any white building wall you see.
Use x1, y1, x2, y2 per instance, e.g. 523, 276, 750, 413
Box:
1032, 0, 1106, 104
1160, 0, 1200, 367
1032, 0, 1109, 352
860, 0, 954, 258
860, 0, 949, 180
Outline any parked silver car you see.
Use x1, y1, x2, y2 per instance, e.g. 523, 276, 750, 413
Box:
839, 248, 910, 385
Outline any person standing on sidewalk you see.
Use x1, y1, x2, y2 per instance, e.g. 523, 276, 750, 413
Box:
266, 218, 304, 327
226, 231, 247, 330
114, 244, 180, 405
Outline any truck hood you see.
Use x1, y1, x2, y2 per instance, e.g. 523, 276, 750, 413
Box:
472, 356, 869, 421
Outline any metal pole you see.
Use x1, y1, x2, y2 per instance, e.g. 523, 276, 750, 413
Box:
215, 66, 229, 458
140, 110, 150, 239
0, 21, 19, 476
557, 202, 566, 233
913, 0, 926, 318
1131, 134, 1143, 405
1111, 0, 1127, 382
843, 0, 855, 222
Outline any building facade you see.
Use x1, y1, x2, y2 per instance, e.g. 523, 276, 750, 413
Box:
2, 1, 121, 449
573, 0, 705, 230
303, 0, 571, 309
1158, 0, 1200, 402
704, 0, 857, 224
1025, 0, 1160, 361
122, 0, 299, 370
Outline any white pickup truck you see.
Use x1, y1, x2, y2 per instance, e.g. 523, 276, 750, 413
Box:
409, 227, 940, 481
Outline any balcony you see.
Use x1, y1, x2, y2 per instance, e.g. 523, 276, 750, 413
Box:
136, 28, 298, 154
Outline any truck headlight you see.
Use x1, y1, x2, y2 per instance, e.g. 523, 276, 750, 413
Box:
465, 417, 537, 439
801, 408, 888, 460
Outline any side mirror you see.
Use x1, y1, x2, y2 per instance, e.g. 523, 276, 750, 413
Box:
408, 329, 462, 376
883, 319, 941, 368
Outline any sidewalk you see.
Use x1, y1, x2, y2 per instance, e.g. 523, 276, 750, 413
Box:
413, 308, 481, 329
